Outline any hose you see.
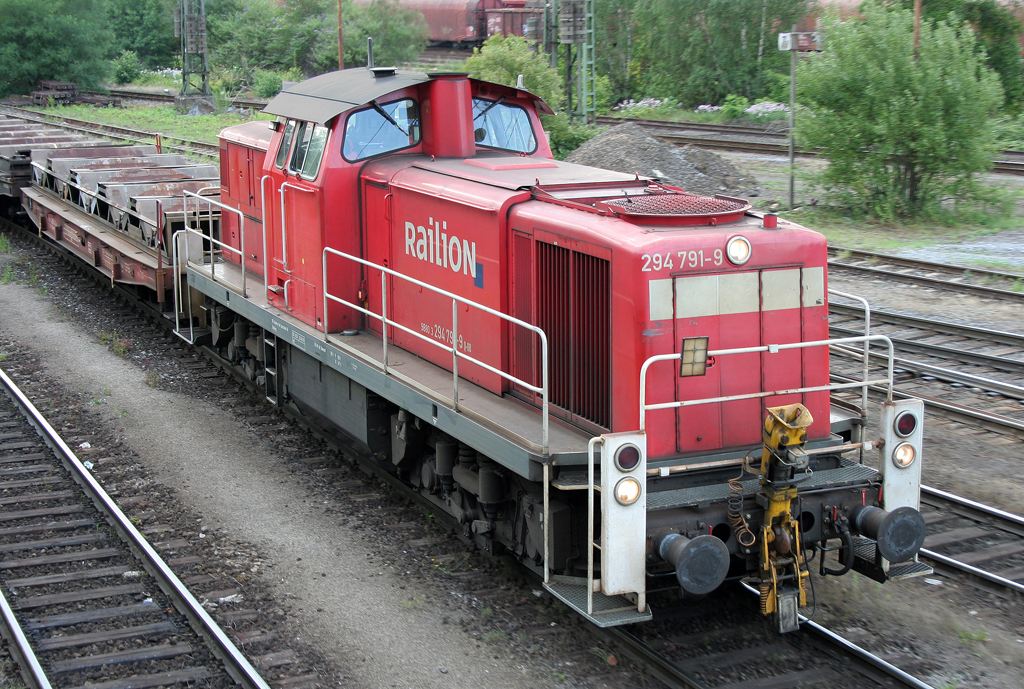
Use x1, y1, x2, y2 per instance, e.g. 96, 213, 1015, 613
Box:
727, 476, 757, 547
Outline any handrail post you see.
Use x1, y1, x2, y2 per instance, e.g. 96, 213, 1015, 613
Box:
452, 299, 459, 412
541, 333, 549, 455
322, 247, 329, 337
260, 175, 272, 292
587, 436, 601, 615
542, 462, 550, 584
381, 269, 388, 375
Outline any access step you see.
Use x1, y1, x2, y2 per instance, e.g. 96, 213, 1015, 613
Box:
543, 576, 652, 627
851, 536, 932, 583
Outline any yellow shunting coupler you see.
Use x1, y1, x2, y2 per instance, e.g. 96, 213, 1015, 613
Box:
758, 403, 814, 632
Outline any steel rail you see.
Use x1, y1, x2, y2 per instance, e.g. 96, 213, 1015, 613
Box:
830, 303, 1024, 348
831, 343, 1024, 400
591, 625, 709, 689
915, 486, 1024, 594
831, 373, 1024, 435
0, 366, 270, 689
829, 246, 1024, 284
0, 511, 51, 689
827, 255, 1024, 303
737, 581, 937, 689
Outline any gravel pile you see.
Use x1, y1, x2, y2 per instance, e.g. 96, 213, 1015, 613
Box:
567, 122, 758, 196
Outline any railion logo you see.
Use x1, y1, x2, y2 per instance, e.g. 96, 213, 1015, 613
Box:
404, 218, 483, 288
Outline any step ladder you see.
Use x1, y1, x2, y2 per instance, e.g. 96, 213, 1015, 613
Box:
263, 331, 282, 405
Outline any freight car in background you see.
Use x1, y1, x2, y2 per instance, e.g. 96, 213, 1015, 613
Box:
352, 0, 544, 46
6, 65, 931, 633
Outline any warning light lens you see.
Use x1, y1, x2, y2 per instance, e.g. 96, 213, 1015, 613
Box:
615, 444, 641, 472
894, 411, 917, 438
726, 236, 752, 265
892, 442, 917, 468
614, 477, 642, 505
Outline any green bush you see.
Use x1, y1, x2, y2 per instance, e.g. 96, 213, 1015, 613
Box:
112, 50, 141, 85
253, 70, 283, 99
798, 3, 1004, 219
720, 94, 749, 120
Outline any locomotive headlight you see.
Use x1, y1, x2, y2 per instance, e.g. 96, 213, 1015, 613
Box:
726, 236, 752, 265
614, 477, 642, 505
892, 442, 917, 468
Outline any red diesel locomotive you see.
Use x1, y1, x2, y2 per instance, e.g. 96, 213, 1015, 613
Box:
15, 67, 929, 631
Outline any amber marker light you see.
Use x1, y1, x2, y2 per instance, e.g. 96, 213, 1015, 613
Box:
892, 442, 917, 468
615, 477, 642, 506
726, 236, 752, 265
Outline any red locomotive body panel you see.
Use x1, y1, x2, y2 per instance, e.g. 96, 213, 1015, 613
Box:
218, 70, 831, 463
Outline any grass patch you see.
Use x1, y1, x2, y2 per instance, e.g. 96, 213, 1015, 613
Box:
483, 630, 508, 644
34, 104, 271, 146
785, 206, 1023, 252
0, 233, 11, 253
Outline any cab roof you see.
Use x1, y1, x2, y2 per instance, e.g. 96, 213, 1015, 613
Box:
263, 67, 554, 125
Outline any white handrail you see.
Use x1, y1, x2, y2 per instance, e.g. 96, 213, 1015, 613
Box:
172, 221, 248, 343
638, 334, 896, 432
259, 174, 273, 288
828, 289, 872, 414
182, 189, 246, 298
322, 247, 551, 455
279, 182, 314, 273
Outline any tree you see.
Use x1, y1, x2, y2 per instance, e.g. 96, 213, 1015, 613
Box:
0, 0, 113, 96
797, 4, 1003, 219
630, 0, 807, 105
890, 0, 1023, 111
464, 35, 564, 111
342, 0, 429, 70
108, 0, 179, 69
594, 0, 637, 105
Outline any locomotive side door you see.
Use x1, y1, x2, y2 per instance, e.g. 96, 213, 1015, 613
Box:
361, 180, 391, 338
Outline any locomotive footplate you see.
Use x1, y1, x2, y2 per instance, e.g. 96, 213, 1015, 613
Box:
851, 536, 932, 583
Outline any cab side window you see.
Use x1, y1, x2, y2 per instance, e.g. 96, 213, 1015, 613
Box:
289, 122, 329, 180
472, 98, 537, 154
274, 120, 296, 169
342, 99, 420, 162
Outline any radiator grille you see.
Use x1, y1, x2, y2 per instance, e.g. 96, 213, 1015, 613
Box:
573, 251, 610, 427
533, 240, 610, 429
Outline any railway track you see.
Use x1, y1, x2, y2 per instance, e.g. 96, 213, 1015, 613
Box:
918, 486, 1024, 596
101, 89, 268, 112
596, 115, 1024, 174
827, 246, 1024, 303
827, 301, 1024, 436
596, 585, 936, 688
0, 365, 269, 689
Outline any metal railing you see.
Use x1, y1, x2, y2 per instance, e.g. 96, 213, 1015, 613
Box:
828, 289, 872, 413
182, 189, 246, 297
639, 334, 896, 431
279, 182, 314, 273
322, 248, 551, 455
172, 197, 245, 343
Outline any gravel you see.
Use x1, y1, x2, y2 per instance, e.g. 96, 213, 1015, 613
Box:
566, 122, 759, 196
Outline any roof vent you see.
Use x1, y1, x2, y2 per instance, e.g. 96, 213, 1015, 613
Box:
597, 191, 751, 226
370, 67, 397, 78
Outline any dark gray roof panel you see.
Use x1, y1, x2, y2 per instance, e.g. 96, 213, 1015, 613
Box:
263, 69, 432, 125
